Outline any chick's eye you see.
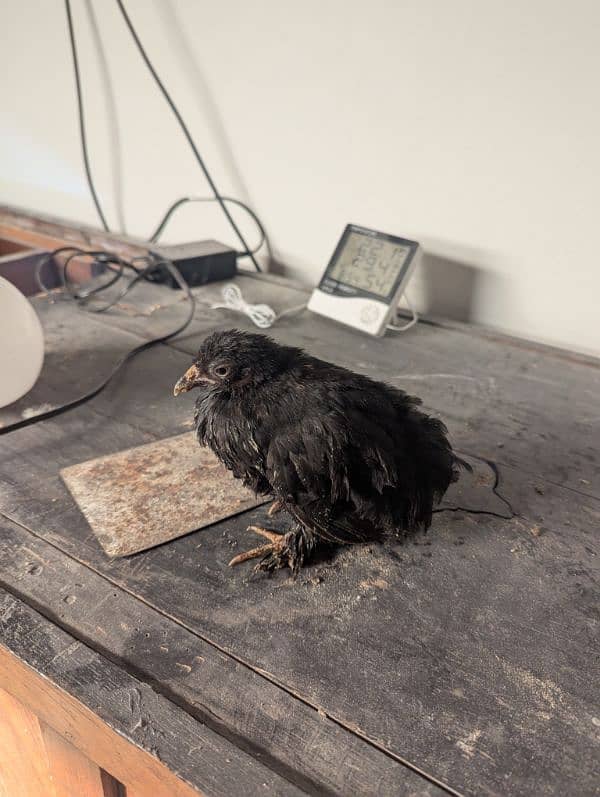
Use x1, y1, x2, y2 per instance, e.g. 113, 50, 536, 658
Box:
214, 365, 229, 377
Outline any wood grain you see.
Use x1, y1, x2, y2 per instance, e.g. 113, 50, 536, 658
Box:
0, 251, 598, 795
0, 591, 305, 797
40, 721, 116, 797
0, 688, 122, 797
0, 688, 51, 797
0, 519, 445, 797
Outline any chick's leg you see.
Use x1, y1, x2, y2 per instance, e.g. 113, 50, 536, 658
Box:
267, 499, 284, 517
228, 523, 315, 575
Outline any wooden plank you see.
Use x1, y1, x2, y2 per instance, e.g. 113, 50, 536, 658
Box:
0, 277, 599, 794
0, 687, 52, 797
0, 590, 305, 797
2, 201, 598, 497
0, 205, 149, 260
73, 274, 309, 345
92, 501, 598, 797
28, 281, 600, 502
0, 691, 117, 797
5, 250, 598, 498
40, 721, 118, 797
0, 519, 446, 797
0, 432, 598, 797
91, 266, 593, 496
0, 295, 199, 441
0, 331, 599, 793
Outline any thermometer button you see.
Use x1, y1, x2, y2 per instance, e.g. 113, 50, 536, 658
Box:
360, 305, 380, 324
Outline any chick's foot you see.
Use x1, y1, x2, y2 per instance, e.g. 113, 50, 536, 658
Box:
228, 525, 306, 575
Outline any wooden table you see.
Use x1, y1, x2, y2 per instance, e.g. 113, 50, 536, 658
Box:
0, 268, 598, 796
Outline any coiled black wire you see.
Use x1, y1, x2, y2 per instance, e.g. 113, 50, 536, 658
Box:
0, 248, 195, 436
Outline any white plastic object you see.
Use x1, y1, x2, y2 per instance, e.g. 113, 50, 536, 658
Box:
0, 276, 45, 408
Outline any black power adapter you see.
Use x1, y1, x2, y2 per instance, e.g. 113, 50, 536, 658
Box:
148, 240, 237, 289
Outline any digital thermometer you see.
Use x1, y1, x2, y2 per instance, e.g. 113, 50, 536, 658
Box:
307, 224, 421, 336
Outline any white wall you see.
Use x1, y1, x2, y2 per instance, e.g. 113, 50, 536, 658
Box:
2, 1, 599, 355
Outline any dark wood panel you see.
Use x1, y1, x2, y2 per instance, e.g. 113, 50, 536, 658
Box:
57, 268, 598, 499
0, 519, 445, 797
0, 382, 598, 796
7, 267, 599, 497
70, 273, 308, 345
0, 590, 305, 797
0, 275, 598, 795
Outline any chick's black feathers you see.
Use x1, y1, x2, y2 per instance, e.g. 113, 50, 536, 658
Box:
183, 329, 469, 571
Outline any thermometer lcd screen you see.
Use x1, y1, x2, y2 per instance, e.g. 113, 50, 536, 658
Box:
328, 230, 412, 298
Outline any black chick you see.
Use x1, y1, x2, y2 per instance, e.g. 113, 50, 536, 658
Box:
174, 329, 469, 574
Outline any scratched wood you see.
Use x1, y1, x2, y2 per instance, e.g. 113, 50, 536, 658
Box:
2, 358, 598, 793
2, 200, 598, 496
0, 590, 305, 797
0, 276, 599, 795
3, 270, 598, 499
25, 268, 596, 499
0, 519, 444, 797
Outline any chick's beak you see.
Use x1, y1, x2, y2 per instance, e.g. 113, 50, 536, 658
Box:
173, 364, 202, 396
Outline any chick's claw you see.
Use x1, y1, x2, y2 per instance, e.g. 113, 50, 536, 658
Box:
227, 542, 278, 567
228, 526, 302, 574
267, 499, 285, 517
246, 525, 283, 543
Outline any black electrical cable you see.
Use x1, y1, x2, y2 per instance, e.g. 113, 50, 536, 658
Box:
63, 251, 136, 304
66, 0, 269, 266
150, 195, 270, 259
35, 247, 145, 298
433, 453, 516, 521
0, 250, 195, 437
115, 0, 263, 273
64, 0, 110, 232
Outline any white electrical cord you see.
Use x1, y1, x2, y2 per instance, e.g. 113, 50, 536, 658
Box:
212, 283, 418, 333
211, 283, 306, 329
387, 291, 419, 332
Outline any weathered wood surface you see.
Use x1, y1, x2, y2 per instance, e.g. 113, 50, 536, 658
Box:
25, 270, 600, 498
0, 518, 445, 797
0, 274, 599, 795
0, 589, 306, 797
5, 272, 598, 498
